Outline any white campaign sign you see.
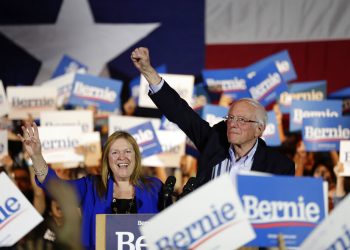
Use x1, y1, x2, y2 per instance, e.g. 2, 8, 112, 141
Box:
0, 80, 10, 117
41, 72, 75, 108
108, 115, 161, 135
141, 174, 255, 250
78, 131, 102, 167
0, 130, 8, 158
40, 110, 94, 133
142, 130, 186, 168
340, 140, 350, 176
38, 126, 84, 164
0, 172, 43, 246
299, 193, 350, 250
138, 73, 195, 108
7, 86, 57, 120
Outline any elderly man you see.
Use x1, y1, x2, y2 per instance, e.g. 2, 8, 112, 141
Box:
131, 47, 295, 186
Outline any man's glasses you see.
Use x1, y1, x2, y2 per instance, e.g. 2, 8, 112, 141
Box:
223, 115, 260, 126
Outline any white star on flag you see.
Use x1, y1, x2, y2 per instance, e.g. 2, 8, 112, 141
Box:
0, 0, 160, 84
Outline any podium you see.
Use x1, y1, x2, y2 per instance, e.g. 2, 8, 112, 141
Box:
96, 214, 154, 250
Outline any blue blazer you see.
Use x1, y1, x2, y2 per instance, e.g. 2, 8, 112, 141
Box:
36, 168, 162, 249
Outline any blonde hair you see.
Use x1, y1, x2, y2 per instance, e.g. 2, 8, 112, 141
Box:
97, 131, 143, 197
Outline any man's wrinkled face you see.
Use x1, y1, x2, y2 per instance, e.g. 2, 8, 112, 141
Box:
226, 100, 262, 146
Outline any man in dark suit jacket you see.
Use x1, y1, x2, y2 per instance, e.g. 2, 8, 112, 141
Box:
131, 47, 295, 186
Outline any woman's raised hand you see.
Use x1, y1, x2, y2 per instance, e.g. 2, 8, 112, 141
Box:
17, 122, 42, 159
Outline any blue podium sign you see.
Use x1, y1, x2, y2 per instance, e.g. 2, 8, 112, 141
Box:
96, 214, 154, 250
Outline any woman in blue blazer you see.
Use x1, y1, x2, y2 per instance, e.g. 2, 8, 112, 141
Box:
19, 122, 163, 250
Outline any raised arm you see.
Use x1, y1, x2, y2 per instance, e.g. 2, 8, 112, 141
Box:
131, 47, 215, 153
131, 47, 162, 85
17, 122, 48, 183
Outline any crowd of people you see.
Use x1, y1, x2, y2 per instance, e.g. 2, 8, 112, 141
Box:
0, 47, 349, 249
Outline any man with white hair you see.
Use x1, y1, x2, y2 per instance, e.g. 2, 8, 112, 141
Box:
131, 47, 295, 186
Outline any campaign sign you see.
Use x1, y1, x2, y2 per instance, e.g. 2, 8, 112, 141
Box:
7, 86, 57, 120
201, 104, 228, 127
142, 130, 186, 168
0, 172, 43, 246
328, 86, 350, 99
279, 81, 327, 114
51, 54, 87, 79
328, 87, 350, 115
191, 82, 211, 111
96, 214, 154, 250
127, 122, 162, 158
138, 73, 194, 109
246, 62, 288, 107
0, 130, 8, 157
299, 193, 350, 250
108, 115, 161, 136
261, 111, 281, 146
185, 137, 200, 159
343, 99, 350, 115
159, 116, 180, 131
202, 68, 248, 93
129, 64, 167, 102
302, 117, 350, 151
40, 110, 94, 133
77, 131, 101, 167
41, 72, 75, 108
0, 80, 10, 117
246, 50, 297, 83
68, 73, 123, 112
290, 100, 343, 132
339, 140, 350, 176
237, 174, 327, 248
38, 126, 84, 164
141, 174, 255, 250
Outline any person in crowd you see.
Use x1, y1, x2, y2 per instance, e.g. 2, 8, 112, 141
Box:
11, 164, 46, 215
333, 162, 350, 207
131, 47, 295, 186
312, 159, 337, 210
18, 122, 164, 250
40, 198, 69, 250
178, 154, 197, 191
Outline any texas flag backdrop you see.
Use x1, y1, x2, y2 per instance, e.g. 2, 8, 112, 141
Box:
0, 0, 350, 98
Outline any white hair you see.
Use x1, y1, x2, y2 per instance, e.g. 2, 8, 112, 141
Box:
235, 98, 268, 127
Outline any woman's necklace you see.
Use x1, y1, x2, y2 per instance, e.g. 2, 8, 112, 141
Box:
111, 197, 135, 214
112, 183, 135, 214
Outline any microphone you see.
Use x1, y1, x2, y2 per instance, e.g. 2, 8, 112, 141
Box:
162, 176, 176, 209
179, 177, 197, 199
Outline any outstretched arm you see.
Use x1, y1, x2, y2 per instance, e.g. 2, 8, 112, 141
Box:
131, 47, 215, 153
131, 47, 162, 85
17, 122, 48, 183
